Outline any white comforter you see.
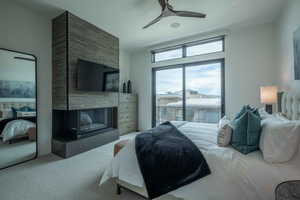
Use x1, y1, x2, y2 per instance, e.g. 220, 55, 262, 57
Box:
100, 122, 300, 200
1, 120, 35, 142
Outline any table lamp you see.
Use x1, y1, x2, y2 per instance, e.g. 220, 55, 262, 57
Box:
260, 86, 278, 114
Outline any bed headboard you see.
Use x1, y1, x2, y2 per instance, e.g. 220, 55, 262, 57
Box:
0, 102, 35, 120
0, 102, 35, 110
278, 92, 300, 120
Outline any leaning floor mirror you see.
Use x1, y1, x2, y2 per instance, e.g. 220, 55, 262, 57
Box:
0, 48, 37, 169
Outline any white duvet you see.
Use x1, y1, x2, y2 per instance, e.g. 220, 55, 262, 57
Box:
1, 120, 35, 142
99, 122, 300, 200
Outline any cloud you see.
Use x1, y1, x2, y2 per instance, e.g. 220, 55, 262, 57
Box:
186, 67, 221, 95
156, 64, 221, 95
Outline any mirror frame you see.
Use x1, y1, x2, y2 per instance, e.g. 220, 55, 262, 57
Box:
0, 48, 38, 170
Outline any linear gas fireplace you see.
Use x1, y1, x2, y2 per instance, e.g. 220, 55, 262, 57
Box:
53, 107, 118, 140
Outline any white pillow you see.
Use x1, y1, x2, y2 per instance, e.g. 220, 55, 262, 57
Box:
217, 116, 233, 147
259, 118, 300, 163
218, 116, 230, 128
258, 108, 273, 120
274, 113, 290, 122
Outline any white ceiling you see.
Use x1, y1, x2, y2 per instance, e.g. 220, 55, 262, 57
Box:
14, 0, 284, 51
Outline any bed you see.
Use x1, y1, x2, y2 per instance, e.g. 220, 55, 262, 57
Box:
99, 92, 300, 200
0, 102, 36, 144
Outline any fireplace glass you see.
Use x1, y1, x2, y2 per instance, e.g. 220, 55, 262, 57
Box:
58, 108, 114, 139
53, 107, 117, 140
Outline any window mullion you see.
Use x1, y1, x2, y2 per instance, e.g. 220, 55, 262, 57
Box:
182, 45, 187, 58
182, 65, 186, 121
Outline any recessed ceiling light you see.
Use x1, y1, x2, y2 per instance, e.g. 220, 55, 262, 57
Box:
170, 22, 180, 28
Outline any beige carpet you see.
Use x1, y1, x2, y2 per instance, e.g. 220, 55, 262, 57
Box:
0, 133, 144, 200
0, 140, 36, 169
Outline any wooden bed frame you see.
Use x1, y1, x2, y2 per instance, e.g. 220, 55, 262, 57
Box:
116, 180, 150, 200
7, 127, 36, 144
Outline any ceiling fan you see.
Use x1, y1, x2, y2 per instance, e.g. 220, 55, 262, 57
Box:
143, 0, 206, 29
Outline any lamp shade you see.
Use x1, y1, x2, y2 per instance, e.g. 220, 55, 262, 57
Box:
260, 86, 278, 104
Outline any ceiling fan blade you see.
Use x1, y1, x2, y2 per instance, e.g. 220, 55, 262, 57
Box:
143, 14, 163, 29
173, 10, 206, 18
158, 0, 167, 10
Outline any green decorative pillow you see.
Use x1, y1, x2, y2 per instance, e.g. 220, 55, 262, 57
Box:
231, 109, 262, 154
234, 105, 260, 120
234, 105, 249, 119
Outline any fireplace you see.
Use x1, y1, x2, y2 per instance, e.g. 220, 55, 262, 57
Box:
53, 107, 118, 140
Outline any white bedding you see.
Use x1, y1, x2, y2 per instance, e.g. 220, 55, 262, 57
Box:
99, 122, 300, 200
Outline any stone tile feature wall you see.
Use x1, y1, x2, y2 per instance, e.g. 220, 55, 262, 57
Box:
52, 12, 68, 110
52, 11, 119, 110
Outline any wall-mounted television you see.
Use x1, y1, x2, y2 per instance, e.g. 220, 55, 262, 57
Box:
77, 59, 119, 92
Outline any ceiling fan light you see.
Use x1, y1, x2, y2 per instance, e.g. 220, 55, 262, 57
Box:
170, 22, 180, 28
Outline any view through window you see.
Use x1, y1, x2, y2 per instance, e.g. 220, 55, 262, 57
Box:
152, 37, 224, 63
155, 68, 183, 124
155, 48, 182, 62
186, 40, 223, 57
153, 61, 224, 126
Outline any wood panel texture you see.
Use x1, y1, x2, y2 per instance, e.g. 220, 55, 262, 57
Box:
52, 11, 120, 110
118, 93, 138, 135
68, 92, 119, 110
52, 12, 68, 110
68, 13, 119, 95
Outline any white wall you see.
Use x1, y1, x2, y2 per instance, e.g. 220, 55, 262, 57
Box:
131, 23, 278, 131
226, 24, 278, 116
0, 50, 35, 82
119, 50, 131, 87
0, 0, 52, 155
0, 1, 132, 156
277, 0, 300, 93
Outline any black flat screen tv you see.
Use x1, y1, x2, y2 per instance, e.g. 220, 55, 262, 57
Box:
77, 59, 119, 92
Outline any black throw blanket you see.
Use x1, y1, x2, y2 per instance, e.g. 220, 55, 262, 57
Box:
135, 122, 211, 199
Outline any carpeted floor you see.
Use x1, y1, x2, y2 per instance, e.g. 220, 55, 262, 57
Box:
0, 140, 36, 169
0, 133, 143, 200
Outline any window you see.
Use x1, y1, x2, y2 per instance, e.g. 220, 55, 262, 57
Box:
154, 48, 182, 62
186, 40, 223, 57
152, 59, 225, 126
152, 36, 224, 63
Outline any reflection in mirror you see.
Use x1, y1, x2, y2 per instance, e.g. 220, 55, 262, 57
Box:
0, 48, 37, 169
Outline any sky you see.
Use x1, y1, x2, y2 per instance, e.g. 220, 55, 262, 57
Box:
156, 63, 221, 96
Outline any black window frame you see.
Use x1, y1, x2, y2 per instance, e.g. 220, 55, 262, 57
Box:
152, 58, 225, 127
151, 36, 225, 63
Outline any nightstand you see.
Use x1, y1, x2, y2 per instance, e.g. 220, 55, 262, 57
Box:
275, 181, 300, 200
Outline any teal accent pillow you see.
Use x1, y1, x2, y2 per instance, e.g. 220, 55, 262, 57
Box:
234, 105, 260, 120
231, 108, 262, 154
11, 106, 36, 118
234, 105, 249, 119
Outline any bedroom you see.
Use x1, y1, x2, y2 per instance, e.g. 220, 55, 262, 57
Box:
0, 0, 299, 200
